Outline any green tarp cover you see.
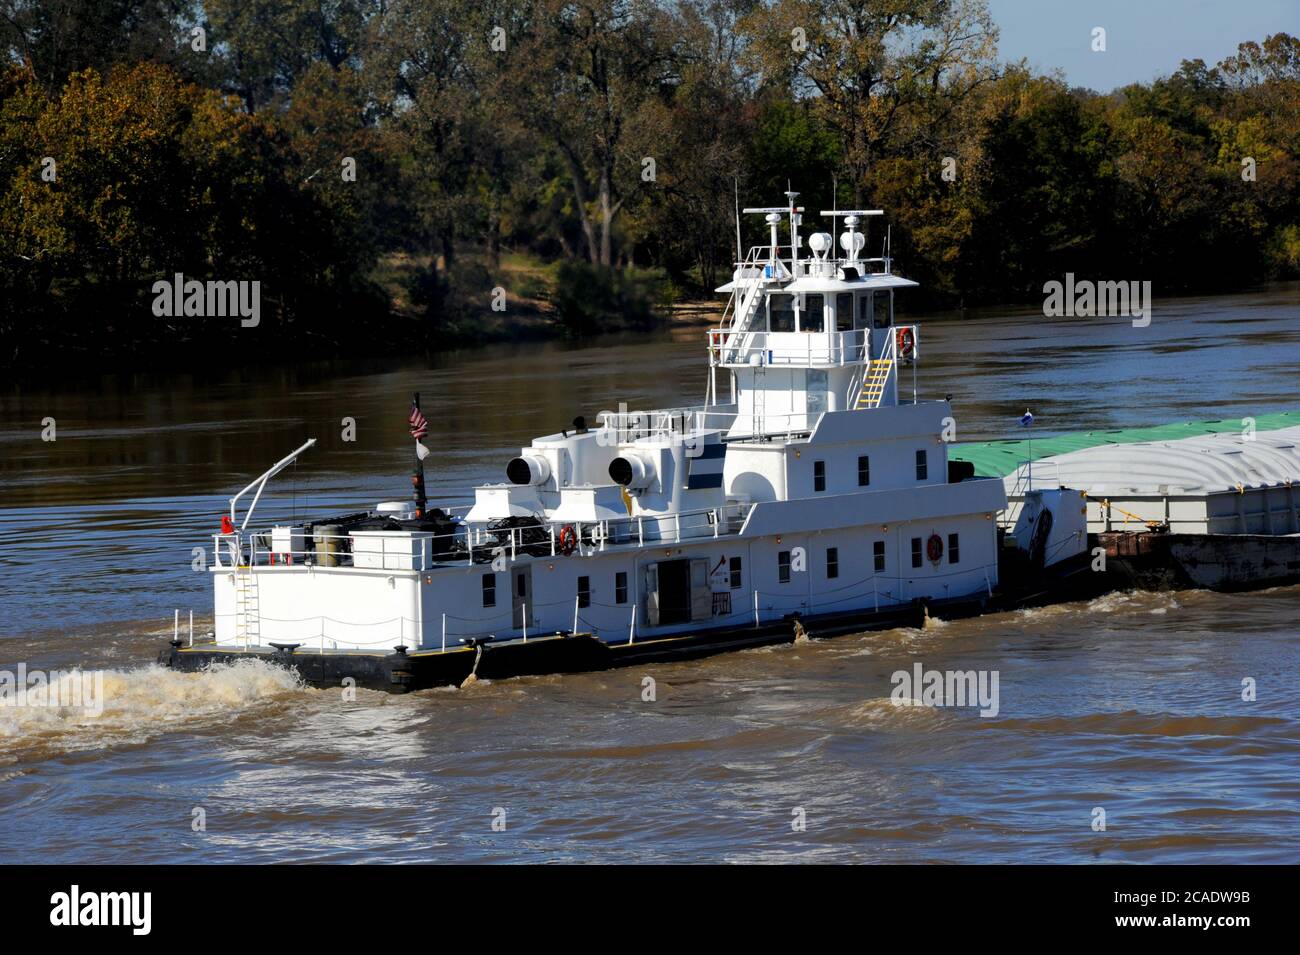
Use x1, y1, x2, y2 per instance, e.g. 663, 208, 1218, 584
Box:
950, 410, 1300, 478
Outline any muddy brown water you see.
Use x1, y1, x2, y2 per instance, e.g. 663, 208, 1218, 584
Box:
1, 284, 1298, 862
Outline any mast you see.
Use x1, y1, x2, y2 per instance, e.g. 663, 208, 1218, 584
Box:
412, 391, 427, 518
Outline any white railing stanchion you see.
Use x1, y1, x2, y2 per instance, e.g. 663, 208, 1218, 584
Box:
572, 595, 579, 636
441, 613, 447, 653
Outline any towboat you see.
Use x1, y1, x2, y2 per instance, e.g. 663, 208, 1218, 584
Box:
160, 195, 1109, 691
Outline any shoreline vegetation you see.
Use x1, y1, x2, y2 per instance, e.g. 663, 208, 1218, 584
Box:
1, 4, 1297, 378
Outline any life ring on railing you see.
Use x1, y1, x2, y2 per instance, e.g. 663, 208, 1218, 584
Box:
557, 524, 578, 556
926, 533, 943, 563
896, 326, 916, 359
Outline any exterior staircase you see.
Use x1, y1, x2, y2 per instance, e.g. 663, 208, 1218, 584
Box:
856, 359, 894, 409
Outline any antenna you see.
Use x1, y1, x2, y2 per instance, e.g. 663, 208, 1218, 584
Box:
734, 177, 742, 265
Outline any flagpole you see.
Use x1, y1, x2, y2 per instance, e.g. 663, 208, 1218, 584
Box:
1027, 414, 1033, 493
412, 391, 427, 518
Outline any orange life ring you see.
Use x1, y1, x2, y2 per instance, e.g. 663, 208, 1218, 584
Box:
896, 326, 915, 359
926, 533, 943, 563
558, 524, 578, 555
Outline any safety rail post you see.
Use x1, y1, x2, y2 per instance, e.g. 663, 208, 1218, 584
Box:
441, 612, 447, 652
753, 590, 759, 627
522, 602, 528, 642
628, 606, 636, 644
188, 610, 194, 648
572, 595, 579, 636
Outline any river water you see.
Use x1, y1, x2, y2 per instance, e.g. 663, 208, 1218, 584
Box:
1, 285, 1298, 863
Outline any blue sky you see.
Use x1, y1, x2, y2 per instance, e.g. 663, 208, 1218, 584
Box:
987, 0, 1299, 91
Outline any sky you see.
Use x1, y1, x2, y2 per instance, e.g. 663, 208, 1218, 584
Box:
986, 0, 1299, 91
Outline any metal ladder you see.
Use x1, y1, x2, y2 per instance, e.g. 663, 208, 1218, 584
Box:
856, 358, 894, 409
234, 566, 261, 649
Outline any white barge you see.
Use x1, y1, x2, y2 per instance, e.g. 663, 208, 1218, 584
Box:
161, 195, 1102, 690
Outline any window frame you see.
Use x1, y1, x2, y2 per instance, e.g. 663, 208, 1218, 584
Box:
778, 550, 792, 584
858, 454, 870, 487
482, 573, 496, 608
826, 546, 839, 580
615, 570, 628, 604
813, 460, 826, 493
948, 533, 960, 564
577, 575, 591, 609
915, 449, 929, 481
873, 540, 886, 573
911, 537, 923, 569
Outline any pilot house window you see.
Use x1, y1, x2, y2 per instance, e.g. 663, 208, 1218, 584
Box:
800, 294, 825, 333
835, 293, 853, 331
769, 294, 795, 333
872, 291, 892, 329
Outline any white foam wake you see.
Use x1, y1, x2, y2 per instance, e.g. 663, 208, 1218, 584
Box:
0, 660, 308, 761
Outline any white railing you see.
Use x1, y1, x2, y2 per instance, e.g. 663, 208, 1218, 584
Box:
212, 501, 756, 573
596, 405, 737, 443
708, 327, 870, 368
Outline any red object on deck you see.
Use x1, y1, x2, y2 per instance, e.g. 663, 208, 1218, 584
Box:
221, 515, 235, 535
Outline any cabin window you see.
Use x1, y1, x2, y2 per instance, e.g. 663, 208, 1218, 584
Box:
769, 293, 796, 333
948, 533, 960, 564
835, 293, 853, 331
915, 449, 928, 481
858, 455, 870, 486
856, 293, 872, 331
778, 550, 792, 584
872, 290, 892, 329
873, 541, 886, 572
577, 575, 591, 609
800, 294, 825, 333
729, 556, 742, 589
482, 573, 496, 608
826, 547, 839, 579
813, 460, 826, 492
615, 571, 628, 604
911, 537, 923, 568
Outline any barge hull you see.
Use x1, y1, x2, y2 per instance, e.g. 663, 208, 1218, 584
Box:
1098, 531, 1300, 591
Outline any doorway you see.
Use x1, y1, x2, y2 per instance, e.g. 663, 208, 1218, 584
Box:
512, 567, 531, 630
656, 559, 691, 625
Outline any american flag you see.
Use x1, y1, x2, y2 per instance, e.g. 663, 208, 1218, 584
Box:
409, 404, 428, 440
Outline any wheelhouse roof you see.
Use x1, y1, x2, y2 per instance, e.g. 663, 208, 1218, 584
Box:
714, 274, 919, 294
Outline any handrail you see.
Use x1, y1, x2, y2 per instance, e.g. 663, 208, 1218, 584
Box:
217, 501, 757, 572
707, 327, 870, 368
